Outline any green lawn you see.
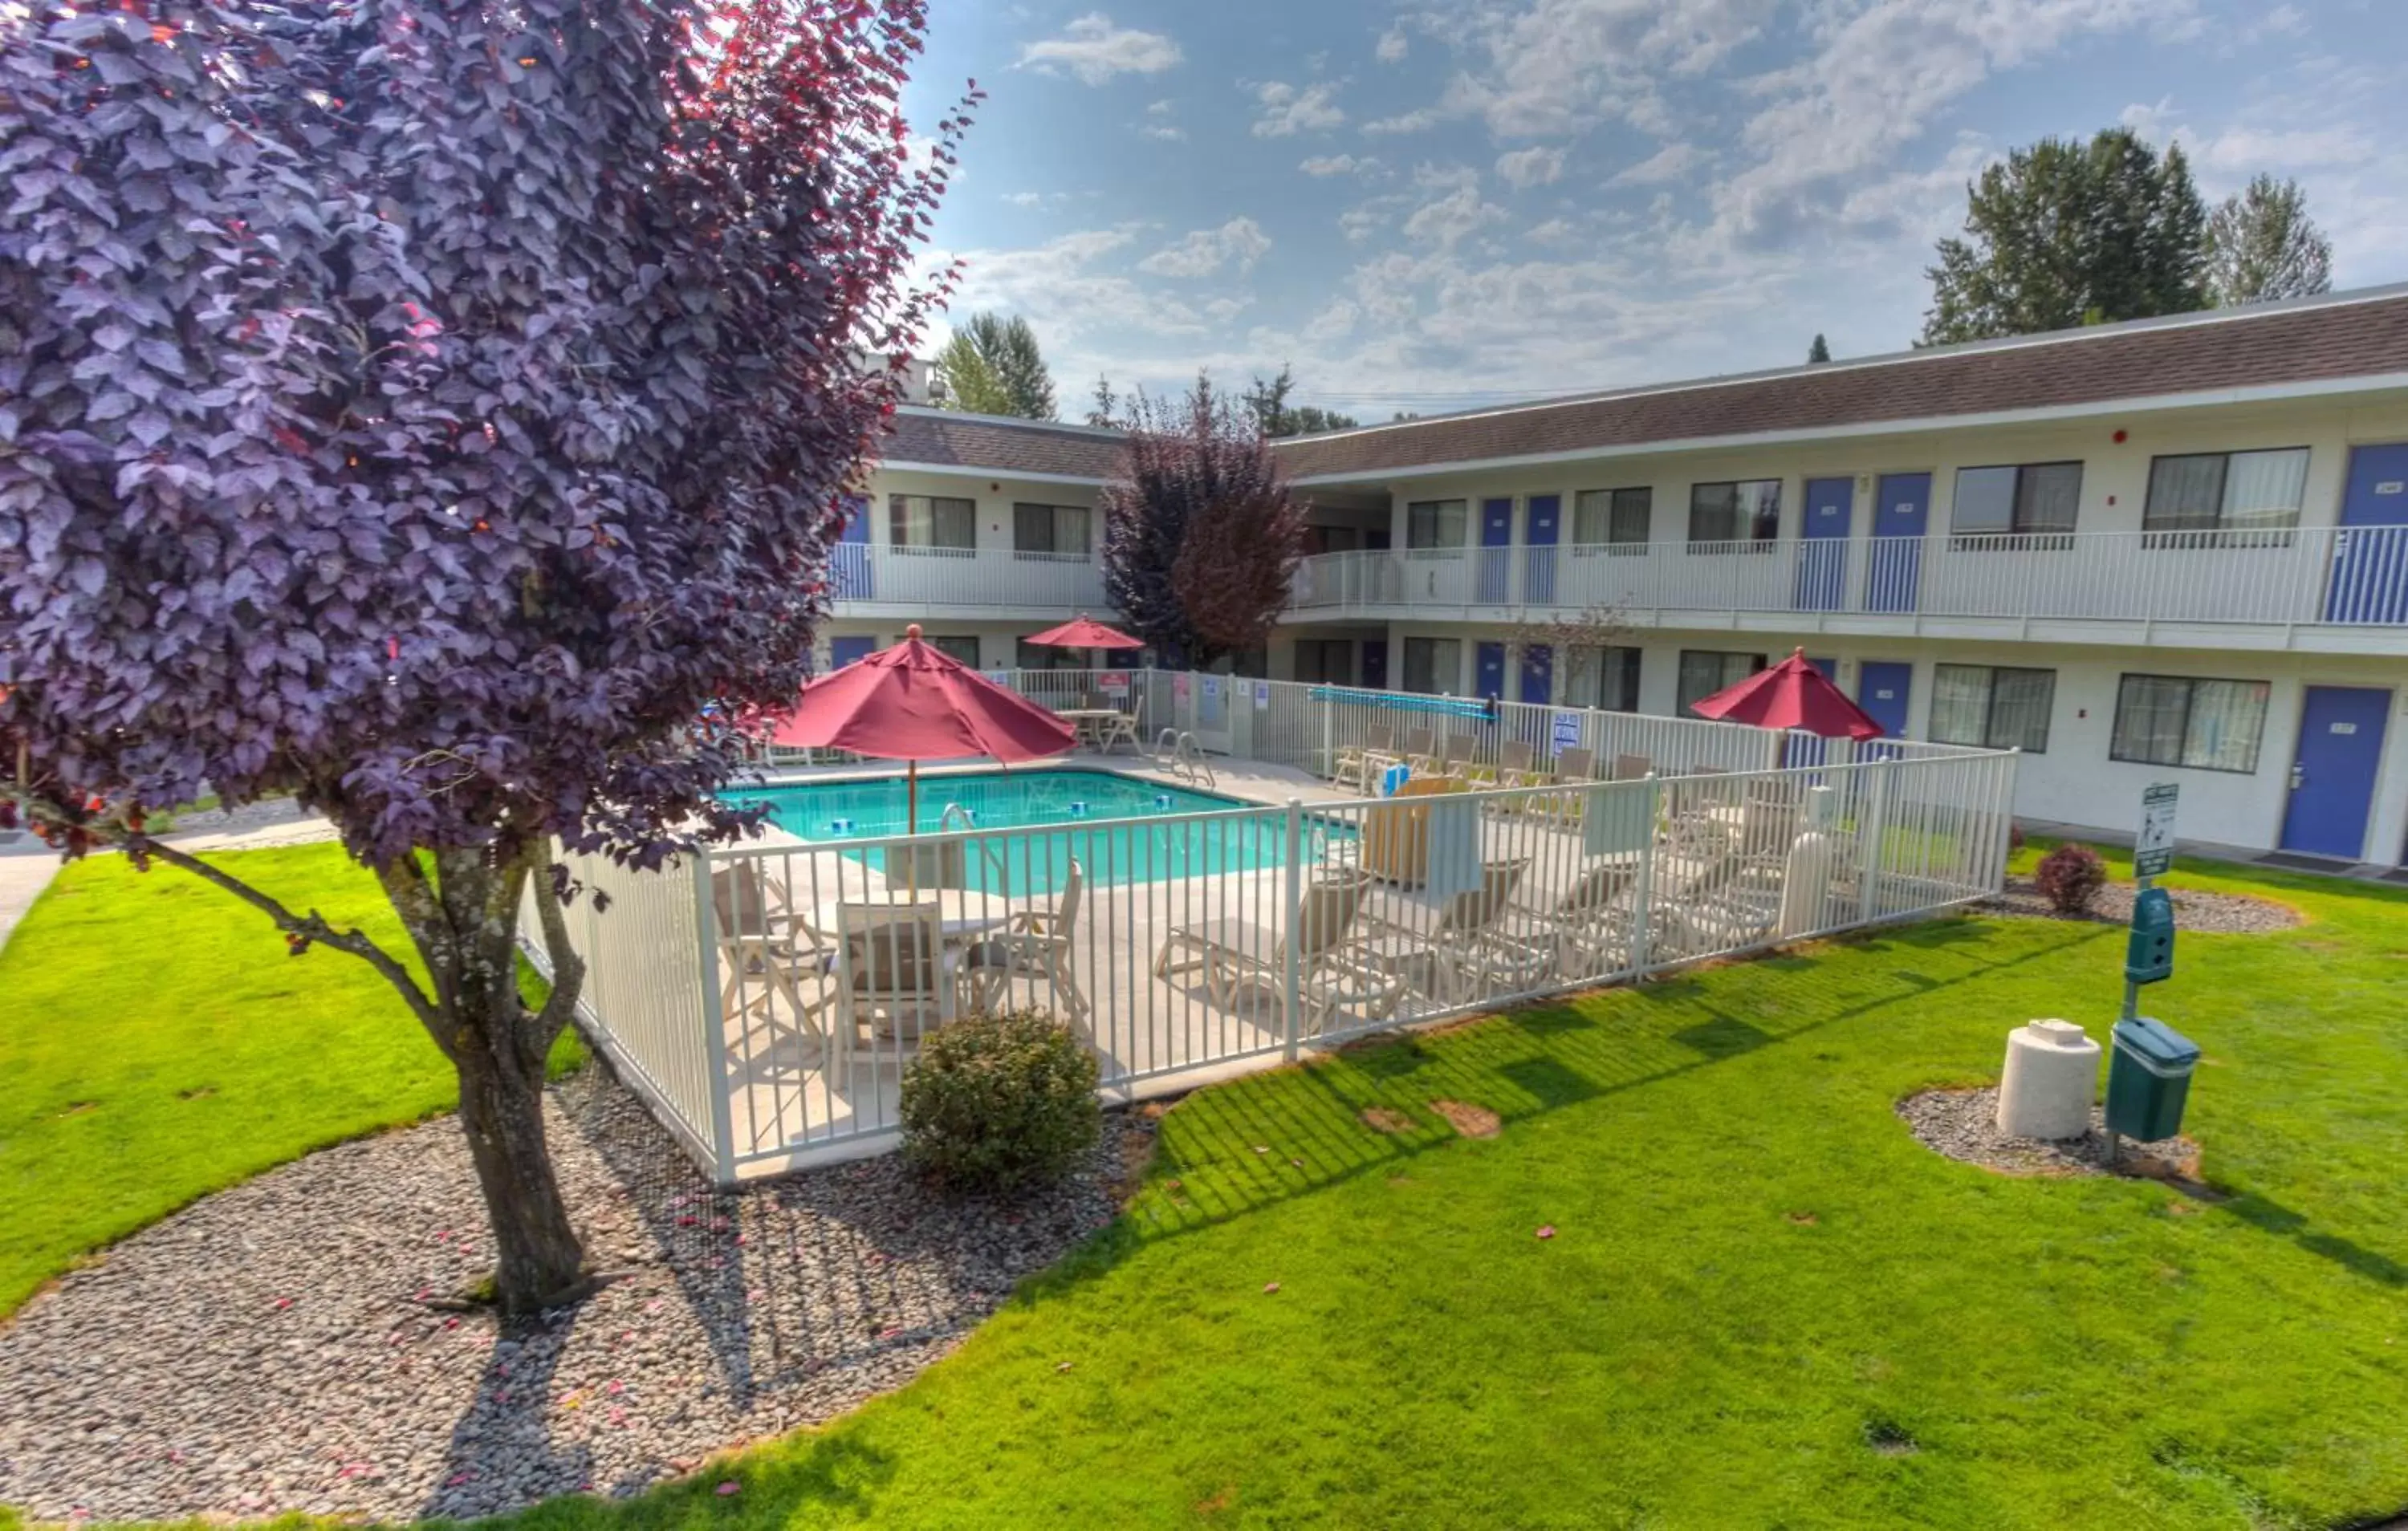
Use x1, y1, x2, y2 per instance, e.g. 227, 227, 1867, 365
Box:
0, 843, 577, 1315
484, 849, 2408, 1531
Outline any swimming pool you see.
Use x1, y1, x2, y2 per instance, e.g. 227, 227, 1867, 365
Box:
726, 769, 1351, 892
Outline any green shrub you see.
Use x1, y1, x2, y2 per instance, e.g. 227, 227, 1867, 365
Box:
899, 1010, 1100, 1192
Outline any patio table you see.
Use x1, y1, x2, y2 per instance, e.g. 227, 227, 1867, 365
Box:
801, 889, 1015, 944
1056, 707, 1133, 752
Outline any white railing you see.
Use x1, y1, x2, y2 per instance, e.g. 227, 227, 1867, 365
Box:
1289, 525, 2408, 628
828, 543, 1108, 611
526, 669, 2018, 1179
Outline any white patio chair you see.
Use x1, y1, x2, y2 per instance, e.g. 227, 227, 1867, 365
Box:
967, 858, 1090, 1026
1333, 721, 1397, 794
711, 864, 832, 1066
833, 900, 964, 1064
1153, 871, 1404, 1034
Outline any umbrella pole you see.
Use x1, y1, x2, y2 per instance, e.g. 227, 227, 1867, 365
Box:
905, 759, 920, 900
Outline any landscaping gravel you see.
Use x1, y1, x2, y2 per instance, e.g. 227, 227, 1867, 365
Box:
0, 1065, 1143, 1522
1981, 875, 2301, 933
1897, 1086, 2199, 1180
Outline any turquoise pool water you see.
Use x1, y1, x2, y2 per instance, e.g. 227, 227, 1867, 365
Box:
727, 769, 1349, 892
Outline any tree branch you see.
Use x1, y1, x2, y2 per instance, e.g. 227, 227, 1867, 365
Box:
131, 835, 447, 1046
524, 844, 587, 1054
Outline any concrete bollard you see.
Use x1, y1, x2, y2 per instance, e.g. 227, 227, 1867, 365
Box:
1996, 1019, 2102, 1140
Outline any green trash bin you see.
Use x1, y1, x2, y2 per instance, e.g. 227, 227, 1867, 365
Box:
2105, 1017, 2200, 1142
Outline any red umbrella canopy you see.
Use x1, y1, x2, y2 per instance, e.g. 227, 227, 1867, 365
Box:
1689, 649, 1887, 741
769, 625, 1076, 762
1023, 614, 1145, 651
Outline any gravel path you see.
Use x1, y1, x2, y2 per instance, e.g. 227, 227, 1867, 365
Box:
0, 1066, 1143, 1522
1897, 1086, 2199, 1180
1981, 875, 2301, 933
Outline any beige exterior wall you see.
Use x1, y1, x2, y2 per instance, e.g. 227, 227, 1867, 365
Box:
1352, 393, 2408, 546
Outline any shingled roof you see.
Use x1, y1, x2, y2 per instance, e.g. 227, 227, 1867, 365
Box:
879, 408, 1125, 481
1273, 286, 2408, 482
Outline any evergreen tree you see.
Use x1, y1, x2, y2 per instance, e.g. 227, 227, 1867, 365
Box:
1242, 364, 1361, 437
2205, 174, 2333, 306
1921, 129, 2207, 344
934, 312, 1056, 418
1087, 374, 1121, 428
1807, 333, 1832, 363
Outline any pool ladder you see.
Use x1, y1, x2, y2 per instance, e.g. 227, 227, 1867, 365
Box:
1151, 729, 1216, 790
935, 802, 1011, 887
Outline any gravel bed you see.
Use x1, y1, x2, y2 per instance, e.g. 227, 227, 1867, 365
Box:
1981, 875, 2301, 933
0, 1066, 1143, 1522
1897, 1086, 2199, 1180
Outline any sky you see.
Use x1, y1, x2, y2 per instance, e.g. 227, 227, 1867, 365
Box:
899, 0, 2408, 424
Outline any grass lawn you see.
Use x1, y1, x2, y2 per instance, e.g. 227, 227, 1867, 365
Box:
489, 848, 2408, 1531
0, 843, 578, 1316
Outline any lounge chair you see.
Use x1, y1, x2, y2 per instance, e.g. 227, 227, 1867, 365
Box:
1530, 745, 1597, 826
1153, 871, 1405, 1034
1400, 725, 1440, 778
1499, 859, 1643, 981
966, 859, 1089, 1025
1434, 732, 1479, 782
1361, 858, 1547, 1005
1333, 721, 1397, 794
1611, 752, 1653, 782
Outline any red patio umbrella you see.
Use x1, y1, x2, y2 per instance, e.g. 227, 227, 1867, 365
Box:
769, 624, 1076, 833
1689, 648, 1886, 741
1022, 614, 1145, 651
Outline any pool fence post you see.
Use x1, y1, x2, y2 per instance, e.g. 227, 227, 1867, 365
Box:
1631, 774, 1658, 983
1282, 797, 1304, 1062
692, 848, 739, 1186
1857, 756, 1895, 925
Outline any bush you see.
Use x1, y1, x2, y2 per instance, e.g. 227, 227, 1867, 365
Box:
899, 1010, 1100, 1192
2032, 843, 2108, 915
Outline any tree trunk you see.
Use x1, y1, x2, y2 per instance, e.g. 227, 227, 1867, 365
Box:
399, 848, 592, 1316
454, 1013, 586, 1313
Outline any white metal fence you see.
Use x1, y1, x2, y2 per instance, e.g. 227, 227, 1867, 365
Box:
523, 671, 2019, 1180
1291, 525, 2408, 628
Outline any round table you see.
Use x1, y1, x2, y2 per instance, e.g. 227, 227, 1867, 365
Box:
803, 889, 1015, 942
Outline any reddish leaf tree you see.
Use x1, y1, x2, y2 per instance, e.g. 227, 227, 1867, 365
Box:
0, 0, 970, 1310
1100, 377, 1304, 668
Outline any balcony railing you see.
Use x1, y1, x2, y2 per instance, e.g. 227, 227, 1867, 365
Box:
1290, 526, 2408, 629
829, 544, 1107, 611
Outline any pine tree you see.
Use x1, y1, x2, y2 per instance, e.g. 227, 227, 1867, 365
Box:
934, 312, 1056, 418
2205, 175, 2333, 306
1807, 333, 1832, 363
1921, 129, 2207, 344
1242, 364, 1360, 437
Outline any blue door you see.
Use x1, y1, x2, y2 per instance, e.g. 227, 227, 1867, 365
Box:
1523, 494, 1561, 606
2326, 444, 2408, 623
831, 494, 872, 599
1478, 498, 1515, 603
1795, 477, 1852, 611
1361, 640, 1388, 691
1863, 473, 1930, 614
1519, 644, 1552, 705
828, 634, 876, 672
1857, 660, 1911, 739
1475, 641, 1507, 701
2280, 686, 2392, 859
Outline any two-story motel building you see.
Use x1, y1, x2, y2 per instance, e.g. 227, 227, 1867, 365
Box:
820, 285, 2408, 872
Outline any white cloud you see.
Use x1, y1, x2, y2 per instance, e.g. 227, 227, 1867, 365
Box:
1375, 23, 1410, 63
1300, 154, 1363, 177
1144, 123, 1188, 141
1018, 14, 1182, 86
1146, 99, 1174, 116
2195, 124, 2376, 173
2244, 3, 2306, 40
1495, 145, 1568, 189
1363, 106, 1445, 136
1251, 80, 1346, 137
1709, 0, 2194, 249
1612, 141, 1710, 185
1400, 166, 1507, 249
1137, 217, 1273, 278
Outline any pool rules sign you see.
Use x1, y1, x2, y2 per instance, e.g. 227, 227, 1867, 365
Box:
2135, 783, 2179, 879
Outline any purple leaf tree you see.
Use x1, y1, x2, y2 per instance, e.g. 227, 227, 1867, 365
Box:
0, 0, 971, 1312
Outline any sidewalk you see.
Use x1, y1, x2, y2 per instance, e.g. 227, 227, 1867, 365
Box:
0, 839, 59, 958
